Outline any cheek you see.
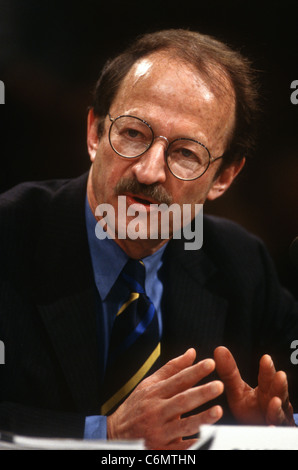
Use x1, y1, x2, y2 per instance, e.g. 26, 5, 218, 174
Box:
92, 146, 131, 193
174, 180, 211, 206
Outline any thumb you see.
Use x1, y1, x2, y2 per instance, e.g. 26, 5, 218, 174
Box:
214, 346, 245, 401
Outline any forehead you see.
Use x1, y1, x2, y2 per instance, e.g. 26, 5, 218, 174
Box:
110, 52, 236, 146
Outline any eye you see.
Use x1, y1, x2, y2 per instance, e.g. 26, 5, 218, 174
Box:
180, 148, 197, 159
126, 128, 142, 139
167, 139, 209, 170
119, 123, 149, 142
174, 146, 201, 164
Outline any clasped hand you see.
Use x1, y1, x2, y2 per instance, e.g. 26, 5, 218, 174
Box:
107, 346, 294, 450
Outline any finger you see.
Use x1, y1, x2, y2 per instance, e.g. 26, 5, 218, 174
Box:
159, 357, 216, 399
271, 370, 289, 404
148, 348, 197, 385
284, 400, 295, 424
271, 370, 294, 422
165, 380, 224, 419
165, 405, 223, 442
214, 346, 244, 400
258, 358, 294, 423
258, 354, 276, 394
266, 397, 287, 425
266, 393, 295, 426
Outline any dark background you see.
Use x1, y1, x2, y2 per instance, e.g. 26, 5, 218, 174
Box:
0, 0, 297, 298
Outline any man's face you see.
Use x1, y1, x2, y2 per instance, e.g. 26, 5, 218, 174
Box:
87, 52, 241, 257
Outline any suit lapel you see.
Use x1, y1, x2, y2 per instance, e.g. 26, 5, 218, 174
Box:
33, 173, 102, 412
161, 236, 228, 363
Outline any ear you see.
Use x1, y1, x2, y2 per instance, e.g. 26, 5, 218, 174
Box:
87, 108, 100, 162
207, 157, 246, 201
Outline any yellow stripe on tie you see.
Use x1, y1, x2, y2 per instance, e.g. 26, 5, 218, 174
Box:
117, 292, 139, 317
101, 342, 161, 416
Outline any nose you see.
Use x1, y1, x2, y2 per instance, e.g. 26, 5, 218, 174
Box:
131, 137, 168, 185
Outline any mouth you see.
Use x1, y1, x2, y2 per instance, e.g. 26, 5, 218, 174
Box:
125, 193, 159, 207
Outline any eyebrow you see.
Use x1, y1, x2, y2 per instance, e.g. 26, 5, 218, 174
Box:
112, 112, 209, 146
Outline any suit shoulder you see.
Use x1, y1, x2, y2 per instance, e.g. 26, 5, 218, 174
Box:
0, 179, 71, 213
0, 179, 72, 266
203, 214, 262, 251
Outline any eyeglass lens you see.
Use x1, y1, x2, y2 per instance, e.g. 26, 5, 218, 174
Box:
109, 116, 210, 180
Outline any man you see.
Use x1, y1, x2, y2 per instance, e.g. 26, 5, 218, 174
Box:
0, 29, 297, 450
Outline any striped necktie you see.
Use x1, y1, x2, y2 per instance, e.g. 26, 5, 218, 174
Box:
100, 259, 161, 416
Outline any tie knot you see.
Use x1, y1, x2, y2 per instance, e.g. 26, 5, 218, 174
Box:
122, 259, 146, 293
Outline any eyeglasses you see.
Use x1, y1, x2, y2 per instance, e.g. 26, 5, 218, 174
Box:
108, 114, 224, 181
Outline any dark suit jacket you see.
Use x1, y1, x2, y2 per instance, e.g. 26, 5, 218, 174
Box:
0, 173, 298, 438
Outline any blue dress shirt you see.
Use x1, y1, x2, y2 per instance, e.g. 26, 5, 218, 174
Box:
84, 198, 166, 439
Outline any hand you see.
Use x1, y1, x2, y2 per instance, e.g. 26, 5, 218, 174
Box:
107, 348, 224, 450
214, 346, 295, 426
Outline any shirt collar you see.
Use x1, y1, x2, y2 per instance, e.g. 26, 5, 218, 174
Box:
85, 197, 128, 300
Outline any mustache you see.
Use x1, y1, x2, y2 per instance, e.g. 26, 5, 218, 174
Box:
114, 177, 173, 206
